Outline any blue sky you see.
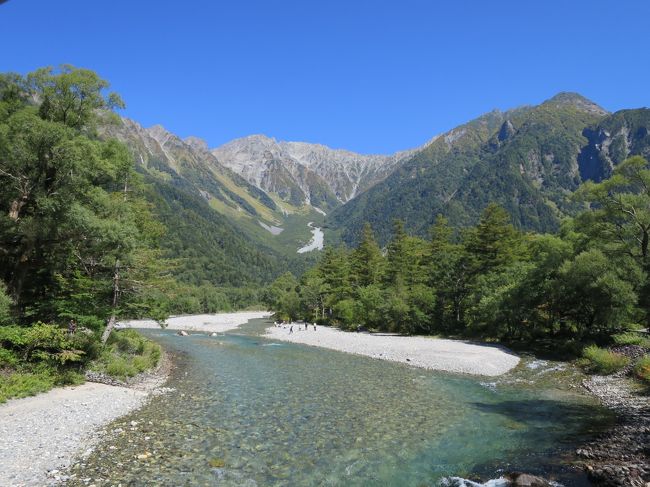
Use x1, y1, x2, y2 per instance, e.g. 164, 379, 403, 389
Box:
1, 0, 648, 154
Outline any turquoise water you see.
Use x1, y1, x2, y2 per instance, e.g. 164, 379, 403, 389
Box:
67, 319, 612, 486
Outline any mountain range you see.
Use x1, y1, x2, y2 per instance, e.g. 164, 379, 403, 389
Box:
101, 92, 650, 285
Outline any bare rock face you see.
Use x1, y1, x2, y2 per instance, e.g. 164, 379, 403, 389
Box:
184, 136, 209, 152
211, 134, 420, 206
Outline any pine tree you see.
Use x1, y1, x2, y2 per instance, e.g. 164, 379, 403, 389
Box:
350, 223, 384, 287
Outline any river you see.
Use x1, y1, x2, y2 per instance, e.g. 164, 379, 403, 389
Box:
66, 319, 612, 486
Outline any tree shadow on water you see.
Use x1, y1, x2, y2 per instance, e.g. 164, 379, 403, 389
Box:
471, 398, 615, 440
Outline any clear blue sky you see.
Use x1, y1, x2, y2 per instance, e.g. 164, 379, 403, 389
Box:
1, 0, 648, 154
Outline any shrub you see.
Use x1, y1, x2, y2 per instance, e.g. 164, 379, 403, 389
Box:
582, 345, 630, 374
0, 323, 89, 366
0, 283, 13, 325
0, 348, 19, 368
612, 331, 650, 347
634, 356, 650, 383
90, 330, 161, 380
0, 372, 55, 403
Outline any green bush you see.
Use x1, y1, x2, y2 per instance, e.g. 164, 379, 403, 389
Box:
90, 330, 161, 381
612, 331, 650, 347
0, 372, 55, 403
0, 283, 12, 325
582, 345, 630, 374
0, 323, 85, 364
634, 356, 650, 383
0, 347, 19, 368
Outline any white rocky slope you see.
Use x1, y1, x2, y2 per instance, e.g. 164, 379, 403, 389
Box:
211, 134, 423, 204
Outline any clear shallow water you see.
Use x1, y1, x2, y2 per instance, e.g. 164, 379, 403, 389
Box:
67, 319, 612, 486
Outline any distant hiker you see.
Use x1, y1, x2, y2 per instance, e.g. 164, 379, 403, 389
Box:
313, 323, 317, 331
68, 319, 77, 335
289, 325, 293, 334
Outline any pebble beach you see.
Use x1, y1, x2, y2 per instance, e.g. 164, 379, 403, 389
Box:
265, 323, 521, 376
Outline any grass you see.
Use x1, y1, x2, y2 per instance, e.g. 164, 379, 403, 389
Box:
580, 345, 630, 375
634, 355, 650, 383
0, 368, 84, 404
90, 329, 161, 381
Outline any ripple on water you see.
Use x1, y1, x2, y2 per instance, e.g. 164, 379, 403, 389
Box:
65, 319, 612, 486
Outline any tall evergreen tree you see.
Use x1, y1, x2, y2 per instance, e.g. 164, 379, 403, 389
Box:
350, 223, 384, 287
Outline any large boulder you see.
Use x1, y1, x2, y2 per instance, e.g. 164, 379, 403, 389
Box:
507, 472, 553, 487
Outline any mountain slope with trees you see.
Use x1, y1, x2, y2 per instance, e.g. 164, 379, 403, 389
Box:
268, 156, 650, 353
327, 94, 650, 245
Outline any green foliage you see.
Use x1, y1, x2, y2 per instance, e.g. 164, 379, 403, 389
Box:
263, 272, 300, 321
144, 179, 295, 287
287, 157, 650, 347
0, 283, 12, 325
0, 372, 56, 403
0, 66, 171, 331
330, 98, 616, 245
90, 329, 161, 381
0, 323, 87, 364
581, 345, 630, 374
0, 322, 90, 403
612, 332, 650, 347
634, 356, 650, 383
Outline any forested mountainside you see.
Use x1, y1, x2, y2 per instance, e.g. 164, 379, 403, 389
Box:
100, 117, 319, 285
327, 94, 650, 244
212, 134, 418, 208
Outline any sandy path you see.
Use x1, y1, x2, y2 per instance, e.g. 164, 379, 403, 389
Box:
118, 311, 270, 332
265, 325, 520, 376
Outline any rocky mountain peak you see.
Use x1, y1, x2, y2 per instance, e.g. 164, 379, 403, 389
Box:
543, 92, 609, 116
147, 124, 174, 144
211, 135, 422, 205
184, 136, 209, 152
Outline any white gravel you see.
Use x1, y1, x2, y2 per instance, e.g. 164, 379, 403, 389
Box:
265, 324, 520, 376
0, 382, 155, 486
118, 311, 270, 332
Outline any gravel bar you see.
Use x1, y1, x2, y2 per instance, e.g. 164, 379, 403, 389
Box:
118, 311, 270, 333
265, 324, 520, 376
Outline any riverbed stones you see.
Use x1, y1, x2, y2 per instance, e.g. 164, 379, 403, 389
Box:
507, 472, 553, 486
579, 371, 650, 486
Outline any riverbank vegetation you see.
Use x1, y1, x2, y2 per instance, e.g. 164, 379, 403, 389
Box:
89, 329, 161, 381
265, 156, 650, 369
0, 66, 253, 401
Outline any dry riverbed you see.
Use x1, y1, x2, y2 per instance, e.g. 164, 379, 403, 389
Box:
265, 324, 520, 376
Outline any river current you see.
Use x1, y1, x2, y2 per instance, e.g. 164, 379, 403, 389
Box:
66, 319, 612, 486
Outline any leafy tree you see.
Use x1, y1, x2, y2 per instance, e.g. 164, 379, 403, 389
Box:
555, 249, 637, 338
298, 268, 327, 321
27, 65, 124, 130
0, 66, 169, 341
575, 156, 650, 265
263, 272, 300, 321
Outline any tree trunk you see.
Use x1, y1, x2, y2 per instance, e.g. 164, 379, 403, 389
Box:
101, 259, 120, 344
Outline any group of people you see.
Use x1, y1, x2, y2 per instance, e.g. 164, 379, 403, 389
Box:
274, 321, 317, 334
